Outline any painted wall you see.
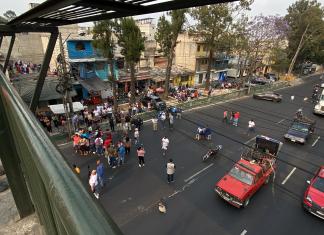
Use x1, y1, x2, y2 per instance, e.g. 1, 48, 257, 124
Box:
173, 74, 195, 87
67, 40, 95, 59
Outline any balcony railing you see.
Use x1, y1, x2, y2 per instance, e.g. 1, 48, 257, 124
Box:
0, 70, 122, 234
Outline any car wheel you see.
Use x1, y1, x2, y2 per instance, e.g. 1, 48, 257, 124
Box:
243, 198, 250, 208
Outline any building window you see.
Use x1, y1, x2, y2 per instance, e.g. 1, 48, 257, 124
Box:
180, 75, 189, 82
75, 42, 85, 51
203, 46, 207, 51
199, 74, 203, 84
197, 45, 200, 52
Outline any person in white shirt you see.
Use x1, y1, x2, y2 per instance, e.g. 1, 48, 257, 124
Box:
107, 106, 113, 119
247, 119, 255, 136
152, 117, 158, 131
166, 159, 176, 183
134, 128, 140, 145
161, 136, 170, 156
89, 170, 99, 199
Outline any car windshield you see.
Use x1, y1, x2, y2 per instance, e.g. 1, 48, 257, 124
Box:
291, 122, 309, 133
313, 177, 324, 192
229, 166, 254, 185
320, 95, 324, 101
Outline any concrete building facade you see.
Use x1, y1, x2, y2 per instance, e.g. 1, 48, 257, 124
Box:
174, 33, 229, 86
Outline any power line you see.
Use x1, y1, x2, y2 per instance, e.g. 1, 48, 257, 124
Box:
179, 114, 321, 174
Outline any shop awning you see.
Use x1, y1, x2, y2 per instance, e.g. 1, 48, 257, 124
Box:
49, 102, 84, 114
79, 77, 111, 92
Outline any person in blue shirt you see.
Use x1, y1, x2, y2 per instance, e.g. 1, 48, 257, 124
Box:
118, 143, 126, 166
96, 160, 105, 188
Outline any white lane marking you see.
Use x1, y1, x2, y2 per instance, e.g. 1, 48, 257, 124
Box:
312, 136, 320, 147
169, 178, 197, 199
281, 167, 297, 185
276, 119, 285, 124
184, 163, 214, 183
241, 229, 247, 235
244, 136, 256, 145
57, 142, 72, 147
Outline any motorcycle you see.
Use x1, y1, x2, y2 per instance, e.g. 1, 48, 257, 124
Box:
202, 145, 222, 162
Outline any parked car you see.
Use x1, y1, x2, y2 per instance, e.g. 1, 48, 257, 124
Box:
303, 166, 324, 220
253, 92, 282, 102
264, 73, 279, 81
141, 95, 166, 111
314, 90, 324, 115
215, 135, 282, 208
284, 116, 315, 144
245, 77, 270, 87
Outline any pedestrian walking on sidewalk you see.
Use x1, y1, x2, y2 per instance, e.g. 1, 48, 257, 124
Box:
161, 136, 170, 156
166, 159, 176, 183
247, 119, 256, 136
137, 146, 146, 167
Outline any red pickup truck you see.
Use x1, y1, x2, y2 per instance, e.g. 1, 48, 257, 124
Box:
215, 135, 283, 208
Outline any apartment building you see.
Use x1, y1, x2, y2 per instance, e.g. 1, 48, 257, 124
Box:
174, 33, 229, 86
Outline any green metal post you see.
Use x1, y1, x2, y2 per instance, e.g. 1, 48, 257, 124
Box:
30, 31, 58, 113
0, 94, 35, 218
3, 35, 15, 74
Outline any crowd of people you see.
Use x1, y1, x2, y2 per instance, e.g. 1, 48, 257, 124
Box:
68, 102, 182, 199
9, 60, 41, 75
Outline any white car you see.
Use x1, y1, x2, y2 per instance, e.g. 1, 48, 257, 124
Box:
321, 83, 324, 88
314, 90, 324, 115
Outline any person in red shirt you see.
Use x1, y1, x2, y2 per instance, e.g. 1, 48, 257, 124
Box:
233, 112, 240, 127
72, 133, 81, 153
103, 138, 112, 151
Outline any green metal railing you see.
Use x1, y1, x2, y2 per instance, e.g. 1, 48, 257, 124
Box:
134, 81, 289, 121
0, 71, 122, 234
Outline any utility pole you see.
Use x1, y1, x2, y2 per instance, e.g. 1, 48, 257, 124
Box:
57, 33, 73, 138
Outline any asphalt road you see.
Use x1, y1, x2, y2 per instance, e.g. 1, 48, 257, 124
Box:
58, 74, 324, 235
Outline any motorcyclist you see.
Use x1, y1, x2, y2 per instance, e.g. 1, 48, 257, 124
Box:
296, 108, 303, 119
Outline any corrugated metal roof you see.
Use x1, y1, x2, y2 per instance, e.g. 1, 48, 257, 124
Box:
12, 78, 77, 103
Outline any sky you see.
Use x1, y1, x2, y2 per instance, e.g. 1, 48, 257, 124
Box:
1, 0, 324, 20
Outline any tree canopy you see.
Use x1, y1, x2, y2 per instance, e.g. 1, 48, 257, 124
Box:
115, 18, 145, 65
285, 0, 324, 66
155, 10, 186, 97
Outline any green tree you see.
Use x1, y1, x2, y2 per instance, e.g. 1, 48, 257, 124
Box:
92, 20, 118, 111
270, 48, 290, 74
155, 10, 186, 97
115, 17, 145, 104
191, 1, 252, 88
3, 10, 16, 21
285, 0, 324, 73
